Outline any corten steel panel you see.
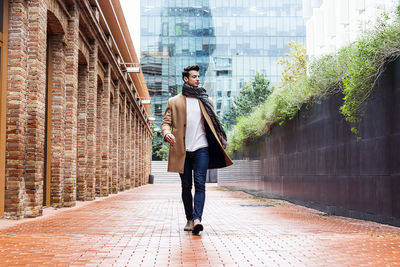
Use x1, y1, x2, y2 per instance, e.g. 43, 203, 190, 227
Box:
223, 58, 400, 226
392, 176, 400, 218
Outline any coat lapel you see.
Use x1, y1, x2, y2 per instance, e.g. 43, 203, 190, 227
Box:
198, 100, 222, 147
182, 94, 187, 127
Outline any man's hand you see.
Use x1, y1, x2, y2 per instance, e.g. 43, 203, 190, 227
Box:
165, 133, 176, 145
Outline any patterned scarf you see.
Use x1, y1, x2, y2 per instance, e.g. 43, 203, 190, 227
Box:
182, 83, 227, 148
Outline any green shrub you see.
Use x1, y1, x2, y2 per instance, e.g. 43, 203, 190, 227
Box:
340, 11, 400, 134
222, 72, 272, 130
227, 4, 400, 155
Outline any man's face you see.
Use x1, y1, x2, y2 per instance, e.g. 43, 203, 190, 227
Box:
184, 70, 200, 87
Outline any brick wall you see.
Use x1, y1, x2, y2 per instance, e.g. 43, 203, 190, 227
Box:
3, 0, 152, 219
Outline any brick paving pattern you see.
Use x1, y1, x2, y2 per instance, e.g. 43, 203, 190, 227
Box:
0, 184, 399, 266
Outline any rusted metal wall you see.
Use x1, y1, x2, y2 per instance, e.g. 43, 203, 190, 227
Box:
219, 58, 400, 226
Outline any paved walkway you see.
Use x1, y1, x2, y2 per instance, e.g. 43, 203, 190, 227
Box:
0, 184, 400, 266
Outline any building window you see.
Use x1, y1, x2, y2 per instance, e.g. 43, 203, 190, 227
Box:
239, 79, 244, 88
227, 91, 231, 97
154, 104, 162, 116
217, 91, 222, 97
216, 70, 231, 76
168, 85, 177, 96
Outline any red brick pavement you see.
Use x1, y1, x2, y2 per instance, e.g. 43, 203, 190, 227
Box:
0, 184, 399, 266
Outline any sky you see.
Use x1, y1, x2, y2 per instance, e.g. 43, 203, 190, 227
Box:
120, 0, 141, 60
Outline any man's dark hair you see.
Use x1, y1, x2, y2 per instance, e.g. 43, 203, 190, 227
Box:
182, 65, 200, 81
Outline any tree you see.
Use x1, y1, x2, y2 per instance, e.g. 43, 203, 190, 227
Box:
152, 131, 169, 161
276, 41, 307, 88
222, 72, 272, 129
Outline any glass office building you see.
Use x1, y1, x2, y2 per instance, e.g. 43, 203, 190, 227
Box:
141, 0, 306, 127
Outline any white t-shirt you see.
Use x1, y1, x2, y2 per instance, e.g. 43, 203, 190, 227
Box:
185, 97, 208, 152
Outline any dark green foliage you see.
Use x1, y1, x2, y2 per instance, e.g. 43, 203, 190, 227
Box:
152, 131, 169, 161
227, 4, 400, 154
222, 72, 272, 130
340, 10, 400, 135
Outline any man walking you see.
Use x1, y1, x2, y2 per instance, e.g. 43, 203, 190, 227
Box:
162, 65, 233, 235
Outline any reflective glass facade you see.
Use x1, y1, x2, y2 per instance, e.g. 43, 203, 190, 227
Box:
141, 0, 306, 126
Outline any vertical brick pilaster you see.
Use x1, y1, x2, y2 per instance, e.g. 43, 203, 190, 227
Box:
134, 114, 139, 187
111, 84, 119, 193
63, 7, 80, 207
143, 129, 146, 185
146, 129, 149, 183
149, 132, 151, 179
147, 131, 151, 182
125, 104, 131, 189
146, 131, 149, 182
143, 124, 148, 184
49, 34, 66, 208
149, 132, 152, 179
143, 129, 147, 185
77, 64, 88, 201
143, 129, 147, 184
130, 111, 135, 188
86, 41, 98, 200
101, 64, 111, 196
95, 78, 103, 196
148, 131, 150, 182
5, 1, 28, 219
143, 123, 145, 185
139, 122, 143, 186
119, 94, 126, 191
141, 123, 144, 186
24, 0, 47, 217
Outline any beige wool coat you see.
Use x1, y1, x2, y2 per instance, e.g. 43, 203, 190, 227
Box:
161, 93, 233, 173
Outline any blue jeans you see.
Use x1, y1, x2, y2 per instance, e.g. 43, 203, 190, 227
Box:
179, 147, 209, 221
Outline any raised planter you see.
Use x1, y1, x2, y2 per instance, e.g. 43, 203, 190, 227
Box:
219, 58, 400, 226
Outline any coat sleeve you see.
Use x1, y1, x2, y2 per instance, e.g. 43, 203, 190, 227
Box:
161, 99, 172, 140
